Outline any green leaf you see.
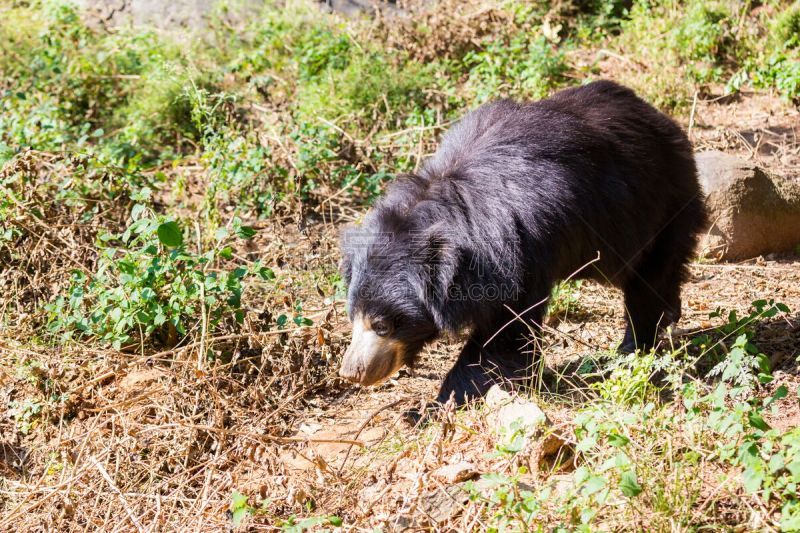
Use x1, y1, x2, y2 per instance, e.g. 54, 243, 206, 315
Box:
769, 453, 785, 474
749, 412, 771, 432
576, 435, 597, 453
236, 225, 256, 239
131, 204, 147, 220
294, 316, 313, 327
231, 506, 249, 526
215, 227, 229, 241
786, 460, 800, 482
231, 490, 249, 510
608, 432, 630, 448
619, 470, 642, 497
297, 517, 328, 529
765, 385, 789, 408
157, 221, 183, 248
582, 475, 606, 496
742, 465, 765, 493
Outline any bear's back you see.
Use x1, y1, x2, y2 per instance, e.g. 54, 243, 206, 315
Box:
420, 80, 690, 188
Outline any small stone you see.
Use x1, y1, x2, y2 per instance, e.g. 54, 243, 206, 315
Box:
432, 461, 478, 483
119, 369, 163, 393
421, 484, 468, 526
298, 422, 321, 435
485, 386, 570, 469
485, 385, 549, 433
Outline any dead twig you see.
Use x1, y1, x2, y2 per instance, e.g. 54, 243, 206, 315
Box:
90, 455, 145, 533
337, 398, 406, 474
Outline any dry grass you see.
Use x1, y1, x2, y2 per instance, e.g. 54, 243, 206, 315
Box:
3, 140, 799, 530
2, 0, 800, 529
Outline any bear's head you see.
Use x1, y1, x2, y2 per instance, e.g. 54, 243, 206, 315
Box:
337, 180, 459, 386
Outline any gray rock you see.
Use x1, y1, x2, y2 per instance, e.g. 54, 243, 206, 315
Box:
485, 385, 548, 432
73, 0, 264, 32
431, 461, 478, 483
74, 0, 403, 32
696, 151, 800, 261
392, 483, 467, 530
484, 386, 568, 469
318, 0, 405, 17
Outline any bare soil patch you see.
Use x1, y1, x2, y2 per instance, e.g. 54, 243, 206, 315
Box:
3, 168, 799, 528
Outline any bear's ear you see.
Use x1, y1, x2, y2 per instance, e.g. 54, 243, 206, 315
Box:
339, 253, 353, 285
339, 225, 356, 285
411, 224, 459, 328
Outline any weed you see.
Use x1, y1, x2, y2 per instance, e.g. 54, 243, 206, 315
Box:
45, 206, 261, 350
467, 299, 795, 530
8, 399, 43, 435
229, 490, 273, 527
548, 280, 585, 321
464, 34, 568, 103
775, 2, 800, 48
280, 514, 343, 532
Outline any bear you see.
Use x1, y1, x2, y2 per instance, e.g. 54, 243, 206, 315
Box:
338, 80, 708, 405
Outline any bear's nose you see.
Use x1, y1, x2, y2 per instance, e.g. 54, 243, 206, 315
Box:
338, 364, 361, 383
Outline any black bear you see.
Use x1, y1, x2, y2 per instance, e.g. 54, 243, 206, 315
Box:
338, 80, 707, 405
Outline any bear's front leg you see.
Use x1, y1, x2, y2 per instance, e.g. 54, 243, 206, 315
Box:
436, 320, 536, 405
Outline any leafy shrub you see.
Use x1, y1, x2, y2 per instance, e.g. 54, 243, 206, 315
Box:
45, 204, 264, 349
296, 51, 434, 121
694, 299, 791, 388
294, 27, 352, 80
751, 52, 800, 103
547, 279, 586, 322
464, 34, 568, 103
774, 2, 800, 48
466, 300, 795, 530
0, 2, 210, 164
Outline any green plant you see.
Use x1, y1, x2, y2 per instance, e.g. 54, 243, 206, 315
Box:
693, 299, 790, 387
548, 279, 585, 321
0, 2, 198, 164
229, 490, 274, 527
465, 467, 545, 532
464, 34, 567, 103
464, 299, 794, 530
296, 51, 434, 121
294, 27, 351, 80
276, 298, 314, 328
8, 399, 43, 435
775, 2, 800, 48
280, 514, 343, 532
45, 204, 264, 349
753, 52, 800, 102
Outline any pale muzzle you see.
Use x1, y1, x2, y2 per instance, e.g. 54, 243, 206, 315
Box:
339, 314, 405, 386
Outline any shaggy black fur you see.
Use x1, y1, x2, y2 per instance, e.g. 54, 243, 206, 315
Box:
341, 80, 708, 404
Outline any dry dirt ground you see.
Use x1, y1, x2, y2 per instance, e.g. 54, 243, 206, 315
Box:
3, 95, 799, 528
2, 7, 800, 526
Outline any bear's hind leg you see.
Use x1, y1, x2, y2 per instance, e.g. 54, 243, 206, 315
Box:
621, 272, 680, 352
620, 214, 699, 352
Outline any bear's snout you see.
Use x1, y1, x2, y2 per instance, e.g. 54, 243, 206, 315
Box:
339, 313, 405, 386
338, 355, 364, 383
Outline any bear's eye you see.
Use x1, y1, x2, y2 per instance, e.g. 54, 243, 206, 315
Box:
371, 319, 392, 337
